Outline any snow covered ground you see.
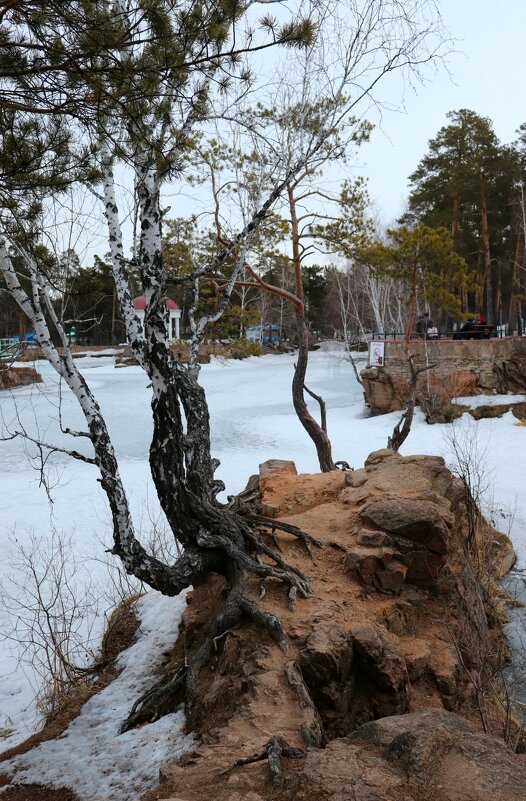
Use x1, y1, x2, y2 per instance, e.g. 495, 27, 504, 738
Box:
2, 592, 194, 801
0, 344, 525, 798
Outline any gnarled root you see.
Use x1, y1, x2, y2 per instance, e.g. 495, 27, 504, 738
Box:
120, 665, 187, 733
285, 660, 326, 748
223, 735, 304, 788
121, 586, 287, 733
119, 504, 320, 733
225, 474, 260, 513
196, 522, 312, 598
185, 585, 287, 710
246, 513, 323, 560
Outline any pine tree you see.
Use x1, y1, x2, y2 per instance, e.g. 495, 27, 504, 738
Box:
405, 109, 516, 325
356, 224, 473, 337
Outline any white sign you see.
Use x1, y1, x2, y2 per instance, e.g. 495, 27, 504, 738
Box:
369, 340, 385, 367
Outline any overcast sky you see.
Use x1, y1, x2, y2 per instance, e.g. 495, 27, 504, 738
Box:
69, 0, 526, 263
360, 0, 526, 224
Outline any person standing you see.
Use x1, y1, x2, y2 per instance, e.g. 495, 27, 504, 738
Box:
415, 311, 433, 338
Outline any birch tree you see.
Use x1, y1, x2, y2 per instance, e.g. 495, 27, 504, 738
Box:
326, 261, 406, 341
0, 0, 447, 761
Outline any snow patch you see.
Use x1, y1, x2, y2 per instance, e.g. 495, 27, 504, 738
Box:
455, 393, 526, 408
2, 591, 194, 801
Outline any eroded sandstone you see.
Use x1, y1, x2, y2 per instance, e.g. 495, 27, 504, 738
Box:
140, 450, 524, 801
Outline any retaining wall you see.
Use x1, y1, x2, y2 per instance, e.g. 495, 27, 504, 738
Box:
360, 337, 526, 414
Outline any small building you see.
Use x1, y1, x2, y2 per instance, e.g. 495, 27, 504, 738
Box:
132, 295, 181, 340
246, 323, 286, 344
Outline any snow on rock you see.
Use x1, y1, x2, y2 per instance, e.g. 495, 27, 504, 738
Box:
455, 392, 526, 408
1, 590, 194, 801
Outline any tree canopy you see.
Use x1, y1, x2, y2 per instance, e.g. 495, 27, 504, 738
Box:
404, 109, 525, 326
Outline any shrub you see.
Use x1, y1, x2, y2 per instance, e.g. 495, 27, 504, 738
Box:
419, 372, 475, 424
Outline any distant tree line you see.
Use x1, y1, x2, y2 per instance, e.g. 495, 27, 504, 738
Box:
2, 108, 525, 344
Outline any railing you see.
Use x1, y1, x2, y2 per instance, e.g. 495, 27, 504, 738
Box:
368, 325, 522, 342
368, 331, 452, 341
0, 337, 21, 358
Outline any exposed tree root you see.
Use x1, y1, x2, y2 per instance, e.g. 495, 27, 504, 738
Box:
246, 514, 323, 561
121, 585, 288, 733
119, 511, 309, 732
119, 475, 323, 735
243, 528, 313, 587
120, 666, 187, 733
196, 528, 312, 598
225, 474, 260, 513
285, 661, 326, 748
223, 735, 304, 788
186, 585, 289, 708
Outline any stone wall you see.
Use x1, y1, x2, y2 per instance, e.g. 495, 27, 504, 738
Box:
361, 337, 526, 414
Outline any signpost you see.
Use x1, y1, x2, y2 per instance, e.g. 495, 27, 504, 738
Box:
369, 340, 385, 367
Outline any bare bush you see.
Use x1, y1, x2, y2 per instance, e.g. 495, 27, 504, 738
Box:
0, 529, 102, 720
419, 372, 475, 424
0, 506, 181, 723
444, 420, 492, 551
443, 421, 526, 746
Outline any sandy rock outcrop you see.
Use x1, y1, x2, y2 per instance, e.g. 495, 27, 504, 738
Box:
141, 450, 523, 801
293, 709, 526, 801
0, 366, 42, 390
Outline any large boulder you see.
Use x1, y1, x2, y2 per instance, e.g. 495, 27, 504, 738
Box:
257, 459, 346, 518
350, 708, 526, 801
291, 709, 526, 801
350, 623, 410, 715
359, 496, 452, 588
360, 497, 453, 555
298, 622, 411, 737
345, 544, 408, 594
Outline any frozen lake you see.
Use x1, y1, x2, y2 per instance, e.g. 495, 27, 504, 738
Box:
1, 344, 525, 749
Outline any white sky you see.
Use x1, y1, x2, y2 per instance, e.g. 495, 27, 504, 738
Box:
361, 0, 526, 224
59, 0, 526, 264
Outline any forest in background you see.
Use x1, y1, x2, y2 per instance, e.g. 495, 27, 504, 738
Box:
2, 108, 525, 346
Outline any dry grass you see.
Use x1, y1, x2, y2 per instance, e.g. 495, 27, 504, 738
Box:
0, 596, 140, 764
417, 371, 476, 424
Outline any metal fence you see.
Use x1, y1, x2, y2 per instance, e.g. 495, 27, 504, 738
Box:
368, 324, 521, 341
0, 337, 21, 358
